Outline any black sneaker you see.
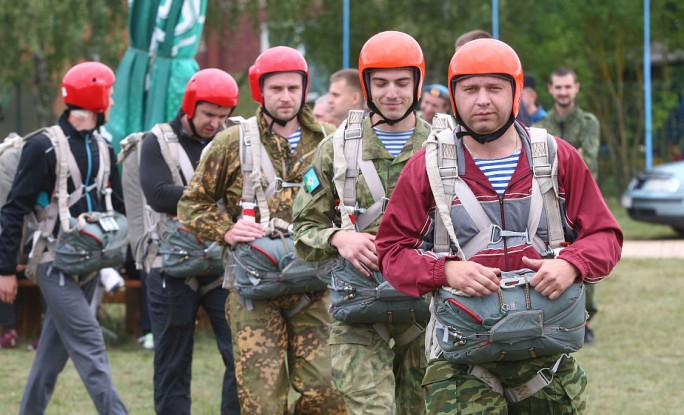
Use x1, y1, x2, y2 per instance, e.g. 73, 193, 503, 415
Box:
584, 327, 595, 344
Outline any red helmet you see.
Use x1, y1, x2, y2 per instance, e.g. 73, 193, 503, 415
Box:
448, 38, 523, 119
182, 69, 239, 119
61, 62, 115, 113
248, 46, 308, 105
358, 31, 425, 104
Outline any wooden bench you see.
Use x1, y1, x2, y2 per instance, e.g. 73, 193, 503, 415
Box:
16, 277, 212, 338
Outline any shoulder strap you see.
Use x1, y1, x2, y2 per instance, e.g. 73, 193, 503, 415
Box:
153, 123, 194, 185
236, 116, 276, 226
332, 109, 365, 231
528, 127, 564, 252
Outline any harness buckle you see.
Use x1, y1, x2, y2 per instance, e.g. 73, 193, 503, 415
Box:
274, 177, 302, 192
533, 163, 552, 178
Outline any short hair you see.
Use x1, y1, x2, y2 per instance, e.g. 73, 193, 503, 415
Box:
523, 74, 537, 90
455, 30, 492, 50
330, 68, 362, 93
315, 93, 330, 105
550, 67, 579, 83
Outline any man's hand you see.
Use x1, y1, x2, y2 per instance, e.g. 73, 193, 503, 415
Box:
0, 275, 18, 304
522, 256, 580, 300
331, 231, 378, 277
223, 220, 265, 247
444, 260, 501, 296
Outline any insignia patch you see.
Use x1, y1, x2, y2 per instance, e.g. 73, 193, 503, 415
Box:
303, 167, 321, 193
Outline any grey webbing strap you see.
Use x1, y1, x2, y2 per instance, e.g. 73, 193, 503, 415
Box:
529, 127, 564, 251
286, 293, 313, 318
424, 128, 465, 259
469, 353, 569, 404
354, 143, 386, 231
372, 322, 424, 347
154, 123, 187, 186
332, 111, 364, 231
238, 116, 275, 226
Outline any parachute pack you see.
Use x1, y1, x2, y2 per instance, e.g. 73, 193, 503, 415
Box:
0, 126, 126, 279
118, 123, 223, 278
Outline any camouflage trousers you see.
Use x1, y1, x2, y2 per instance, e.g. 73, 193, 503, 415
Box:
227, 290, 348, 415
423, 354, 587, 415
329, 320, 427, 415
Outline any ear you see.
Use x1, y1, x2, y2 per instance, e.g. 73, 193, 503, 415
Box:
576, 82, 581, 93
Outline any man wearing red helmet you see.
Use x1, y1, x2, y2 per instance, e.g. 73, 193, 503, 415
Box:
375, 39, 623, 413
178, 47, 344, 414
292, 31, 430, 414
138, 68, 240, 415
0, 62, 128, 414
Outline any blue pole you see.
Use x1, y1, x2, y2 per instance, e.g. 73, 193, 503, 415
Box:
492, 0, 499, 39
644, 0, 652, 170
343, 0, 350, 68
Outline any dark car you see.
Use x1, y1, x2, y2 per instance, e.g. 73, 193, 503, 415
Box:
621, 160, 684, 235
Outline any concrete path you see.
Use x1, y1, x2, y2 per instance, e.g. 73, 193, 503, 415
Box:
621, 240, 684, 258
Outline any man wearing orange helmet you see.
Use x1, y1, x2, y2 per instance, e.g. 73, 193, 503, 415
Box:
0, 62, 129, 414
292, 31, 430, 414
375, 39, 622, 413
139, 68, 240, 415
178, 47, 344, 414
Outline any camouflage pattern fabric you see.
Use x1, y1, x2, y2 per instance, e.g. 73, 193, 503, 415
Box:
423, 355, 587, 415
178, 106, 335, 242
226, 290, 347, 414
178, 106, 341, 413
329, 320, 427, 415
533, 106, 600, 179
292, 115, 432, 262
292, 114, 431, 413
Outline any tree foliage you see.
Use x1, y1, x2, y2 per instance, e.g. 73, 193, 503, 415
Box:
0, 0, 128, 126
227, 0, 683, 193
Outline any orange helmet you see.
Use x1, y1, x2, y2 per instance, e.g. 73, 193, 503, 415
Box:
448, 38, 523, 119
182, 69, 239, 119
248, 46, 308, 106
62, 62, 115, 113
358, 31, 425, 116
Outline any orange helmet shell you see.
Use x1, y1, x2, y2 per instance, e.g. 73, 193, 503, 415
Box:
448, 38, 523, 119
358, 31, 425, 103
182, 69, 239, 119
248, 46, 308, 105
61, 62, 115, 113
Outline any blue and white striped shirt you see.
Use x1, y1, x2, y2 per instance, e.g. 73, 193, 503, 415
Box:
287, 127, 301, 153
473, 152, 521, 196
373, 128, 414, 157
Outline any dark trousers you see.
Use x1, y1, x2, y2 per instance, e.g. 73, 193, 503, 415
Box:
147, 269, 239, 415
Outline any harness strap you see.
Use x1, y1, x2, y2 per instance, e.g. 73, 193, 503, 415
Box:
469, 353, 570, 404
185, 274, 224, 296
286, 293, 313, 318
372, 321, 425, 347
332, 110, 365, 231
237, 116, 276, 226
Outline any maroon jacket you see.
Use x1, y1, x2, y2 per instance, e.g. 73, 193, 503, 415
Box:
376, 127, 623, 298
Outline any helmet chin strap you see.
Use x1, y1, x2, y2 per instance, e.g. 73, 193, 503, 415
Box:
261, 106, 299, 132
368, 100, 417, 128
455, 114, 516, 144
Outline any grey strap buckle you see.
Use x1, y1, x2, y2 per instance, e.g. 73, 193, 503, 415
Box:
274, 177, 302, 192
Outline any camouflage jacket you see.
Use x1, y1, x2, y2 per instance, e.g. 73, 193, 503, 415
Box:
533, 106, 600, 177
292, 114, 431, 262
177, 106, 335, 243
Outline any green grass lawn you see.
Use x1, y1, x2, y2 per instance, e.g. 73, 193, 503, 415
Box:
2, 259, 683, 414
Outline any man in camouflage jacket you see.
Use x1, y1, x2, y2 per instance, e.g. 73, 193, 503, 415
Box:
292, 31, 429, 415
534, 66, 601, 344
177, 47, 345, 414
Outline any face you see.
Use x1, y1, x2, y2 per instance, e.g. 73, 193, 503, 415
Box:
313, 99, 338, 125
420, 92, 450, 123
191, 102, 233, 139
262, 72, 304, 122
328, 79, 361, 121
520, 86, 536, 111
548, 73, 580, 109
453, 75, 513, 134
368, 68, 415, 120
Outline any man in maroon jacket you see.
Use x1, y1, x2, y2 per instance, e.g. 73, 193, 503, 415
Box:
375, 39, 622, 414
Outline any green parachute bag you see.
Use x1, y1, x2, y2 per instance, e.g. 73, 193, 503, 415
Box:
158, 218, 224, 278
53, 212, 128, 275
433, 269, 587, 365
232, 235, 329, 299
329, 258, 430, 324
